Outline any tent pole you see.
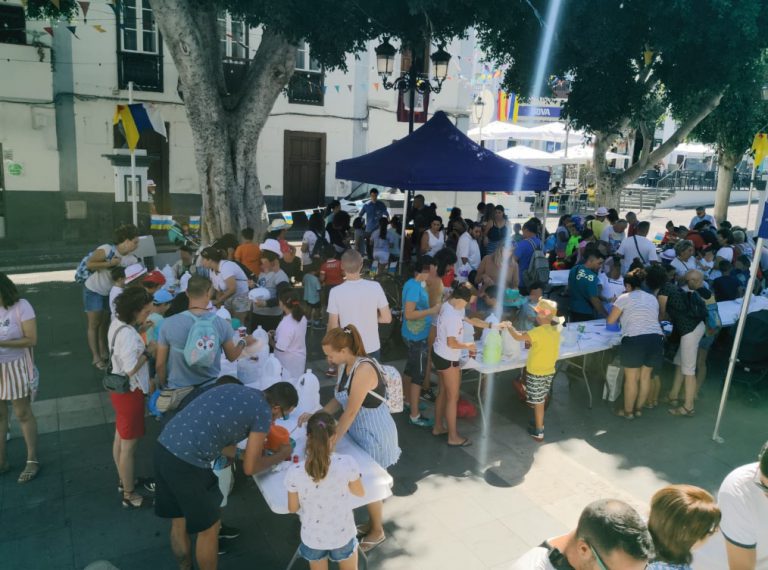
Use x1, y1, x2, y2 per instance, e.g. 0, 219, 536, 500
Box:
128, 81, 138, 226
399, 190, 410, 275
712, 186, 766, 443
745, 161, 757, 228
541, 189, 550, 242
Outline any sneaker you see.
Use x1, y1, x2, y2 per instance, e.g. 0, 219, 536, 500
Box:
408, 415, 434, 428
527, 426, 544, 442
219, 524, 241, 540
420, 388, 437, 403
403, 402, 427, 413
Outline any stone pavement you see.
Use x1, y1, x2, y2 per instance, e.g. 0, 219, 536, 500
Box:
1, 274, 766, 569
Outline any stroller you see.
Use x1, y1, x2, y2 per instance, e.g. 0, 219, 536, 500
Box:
727, 310, 768, 405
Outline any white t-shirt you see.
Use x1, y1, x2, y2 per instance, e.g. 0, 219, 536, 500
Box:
253, 270, 290, 316
599, 274, 625, 302
107, 318, 149, 393
670, 256, 696, 277
600, 226, 625, 252
693, 462, 768, 570
301, 230, 330, 267
212, 260, 249, 295
509, 546, 557, 569
327, 279, 389, 354
274, 315, 307, 380
617, 235, 658, 274
480, 313, 500, 343
457, 232, 482, 269
84, 244, 139, 296
109, 285, 123, 320
0, 299, 35, 364
717, 247, 735, 263
284, 453, 361, 550
433, 302, 465, 361
613, 290, 663, 338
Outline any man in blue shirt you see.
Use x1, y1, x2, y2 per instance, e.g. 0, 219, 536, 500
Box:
514, 220, 542, 288
154, 381, 298, 570
689, 206, 717, 230
401, 255, 440, 427
359, 189, 389, 257
568, 250, 607, 322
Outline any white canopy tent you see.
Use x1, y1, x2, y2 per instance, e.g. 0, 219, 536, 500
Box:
497, 144, 629, 168
523, 122, 587, 143
468, 120, 587, 145
467, 121, 532, 141
672, 142, 717, 158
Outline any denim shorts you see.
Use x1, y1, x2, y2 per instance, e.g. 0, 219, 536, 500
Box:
83, 287, 109, 312
300, 537, 357, 562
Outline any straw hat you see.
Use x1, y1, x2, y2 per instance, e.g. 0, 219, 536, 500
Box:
533, 298, 558, 317
267, 218, 292, 232
124, 263, 147, 284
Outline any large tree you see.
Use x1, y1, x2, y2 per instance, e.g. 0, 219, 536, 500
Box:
688, 56, 768, 222
479, 0, 768, 209
29, 0, 523, 240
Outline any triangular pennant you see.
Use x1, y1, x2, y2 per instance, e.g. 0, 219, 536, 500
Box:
93, 24, 106, 33
347, 84, 352, 92
50, 0, 60, 8
334, 85, 340, 93
78, 1, 90, 21
107, 1, 118, 16
20, 0, 28, 8
373, 82, 380, 91
43, 26, 54, 36
66, 25, 79, 38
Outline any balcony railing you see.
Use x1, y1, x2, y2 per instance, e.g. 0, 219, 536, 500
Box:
223, 57, 249, 95
118, 51, 163, 92
287, 71, 324, 106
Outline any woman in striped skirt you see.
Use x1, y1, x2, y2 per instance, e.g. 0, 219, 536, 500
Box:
299, 324, 400, 554
0, 273, 39, 483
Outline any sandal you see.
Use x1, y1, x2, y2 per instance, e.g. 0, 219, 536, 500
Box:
663, 396, 680, 408
356, 523, 372, 539
668, 406, 695, 417
17, 460, 40, 483
615, 409, 634, 420
122, 491, 144, 509
0, 463, 11, 475
447, 438, 472, 448
359, 534, 387, 553
92, 360, 107, 371
633, 409, 643, 418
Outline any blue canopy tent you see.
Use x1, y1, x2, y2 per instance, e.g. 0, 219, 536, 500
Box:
336, 111, 550, 192
335, 111, 551, 266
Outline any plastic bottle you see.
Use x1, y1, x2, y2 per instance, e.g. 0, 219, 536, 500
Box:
501, 329, 520, 360
483, 329, 503, 365
297, 369, 321, 414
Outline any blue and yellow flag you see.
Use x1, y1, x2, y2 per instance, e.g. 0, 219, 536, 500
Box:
113, 103, 167, 151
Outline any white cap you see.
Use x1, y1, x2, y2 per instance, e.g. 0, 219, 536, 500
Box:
261, 238, 283, 258
595, 207, 608, 217
124, 263, 147, 284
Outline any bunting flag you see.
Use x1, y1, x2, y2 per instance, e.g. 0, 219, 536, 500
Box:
93, 24, 106, 33
373, 82, 380, 91
43, 26, 54, 36
20, 0, 28, 8
751, 132, 768, 168
497, 91, 508, 121
66, 25, 78, 38
150, 214, 173, 230
113, 103, 167, 151
107, 1, 118, 16
509, 92, 520, 122
347, 84, 352, 92
50, 0, 60, 8
303, 210, 314, 218
78, 1, 90, 21
334, 85, 340, 93
282, 212, 293, 224
189, 216, 201, 231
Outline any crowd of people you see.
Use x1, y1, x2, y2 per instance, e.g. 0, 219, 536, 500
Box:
0, 195, 766, 569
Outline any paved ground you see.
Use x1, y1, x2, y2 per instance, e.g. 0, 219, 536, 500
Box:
2, 224, 767, 569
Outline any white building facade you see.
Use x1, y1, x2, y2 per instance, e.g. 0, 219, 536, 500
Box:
0, 0, 477, 244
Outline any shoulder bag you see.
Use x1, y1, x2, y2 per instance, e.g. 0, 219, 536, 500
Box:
103, 325, 133, 393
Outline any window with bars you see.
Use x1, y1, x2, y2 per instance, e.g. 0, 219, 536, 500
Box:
0, 5, 26, 45
289, 42, 324, 105
218, 14, 248, 59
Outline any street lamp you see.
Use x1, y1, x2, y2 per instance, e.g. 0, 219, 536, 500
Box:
374, 38, 396, 76
472, 95, 485, 123
761, 83, 768, 101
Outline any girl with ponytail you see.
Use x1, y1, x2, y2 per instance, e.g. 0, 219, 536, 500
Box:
271, 289, 307, 379
286, 411, 365, 569
297, 323, 400, 553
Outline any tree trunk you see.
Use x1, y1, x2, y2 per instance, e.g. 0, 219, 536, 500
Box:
149, 0, 296, 242
714, 150, 740, 223
593, 131, 622, 209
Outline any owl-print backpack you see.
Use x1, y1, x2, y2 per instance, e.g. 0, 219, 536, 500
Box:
181, 311, 220, 368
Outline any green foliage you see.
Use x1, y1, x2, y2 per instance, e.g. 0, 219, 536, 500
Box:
481, 0, 768, 135
691, 55, 768, 158
25, 0, 79, 20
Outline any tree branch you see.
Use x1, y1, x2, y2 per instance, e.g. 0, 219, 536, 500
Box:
616, 90, 725, 187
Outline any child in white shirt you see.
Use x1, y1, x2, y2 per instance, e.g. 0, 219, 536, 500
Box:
108, 266, 126, 321
270, 289, 308, 380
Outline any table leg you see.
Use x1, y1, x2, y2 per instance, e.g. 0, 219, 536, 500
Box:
477, 371, 486, 423
581, 354, 593, 409
284, 545, 302, 570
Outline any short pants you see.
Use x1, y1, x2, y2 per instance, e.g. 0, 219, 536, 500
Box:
224, 293, 251, 314
154, 443, 222, 534
403, 339, 427, 378
525, 372, 554, 405
619, 334, 664, 370
83, 287, 109, 312
673, 322, 705, 376
300, 537, 357, 563
431, 348, 460, 371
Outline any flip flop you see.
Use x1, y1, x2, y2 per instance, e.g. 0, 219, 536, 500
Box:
359, 534, 387, 553
17, 460, 40, 484
92, 360, 107, 371
355, 523, 371, 538
447, 438, 472, 448
668, 406, 695, 417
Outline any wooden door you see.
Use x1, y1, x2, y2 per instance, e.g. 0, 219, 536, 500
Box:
283, 131, 326, 211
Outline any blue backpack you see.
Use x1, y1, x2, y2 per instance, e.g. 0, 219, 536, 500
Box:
180, 312, 220, 368
75, 245, 116, 284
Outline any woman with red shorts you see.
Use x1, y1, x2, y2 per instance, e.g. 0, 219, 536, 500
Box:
107, 286, 155, 509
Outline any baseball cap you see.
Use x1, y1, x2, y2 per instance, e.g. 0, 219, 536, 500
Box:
261, 238, 283, 258
595, 207, 608, 216
143, 270, 166, 286
153, 289, 173, 304
124, 263, 147, 284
